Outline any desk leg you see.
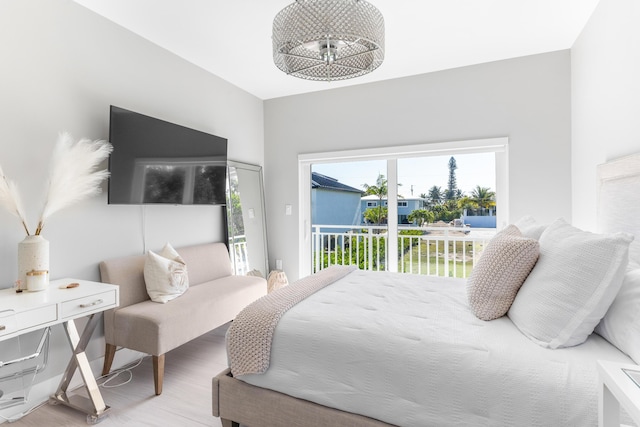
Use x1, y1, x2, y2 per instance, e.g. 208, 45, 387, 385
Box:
50, 313, 110, 424
599, 381, 620, 427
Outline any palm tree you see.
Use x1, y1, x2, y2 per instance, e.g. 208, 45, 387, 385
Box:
362, 173, 388, 225
427, 185, 444, 207
470, 186, 496, 213
457, 196, 478, 211
363, 206, 388, 225
408, 209, 435, 226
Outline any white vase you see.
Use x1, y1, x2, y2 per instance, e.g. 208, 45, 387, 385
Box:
18, 235, 49, 291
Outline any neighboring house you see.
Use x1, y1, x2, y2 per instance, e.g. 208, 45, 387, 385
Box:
312, 172, 363, 228
462, 207, 497, 228
361, 196, 428, 225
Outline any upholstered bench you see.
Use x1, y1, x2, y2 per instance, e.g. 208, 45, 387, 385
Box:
99, 242, 267, 395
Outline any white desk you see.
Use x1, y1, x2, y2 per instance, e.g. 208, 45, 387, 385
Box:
0, 279, 119, 424
598, 360, 640, 427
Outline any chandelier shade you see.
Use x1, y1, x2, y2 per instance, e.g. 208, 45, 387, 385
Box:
272, 0, 385, 82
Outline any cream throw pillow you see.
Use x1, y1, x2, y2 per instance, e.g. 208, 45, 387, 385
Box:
467, 225, 539, 321
144, 243, 189, 303
508, 219, 633, 348
514, 215, 548, 240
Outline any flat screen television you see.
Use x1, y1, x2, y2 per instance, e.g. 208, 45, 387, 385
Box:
108, 106, 228, 205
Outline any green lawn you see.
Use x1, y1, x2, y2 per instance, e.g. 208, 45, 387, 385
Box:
312, 238, 486, 277
399, 240, 484, 278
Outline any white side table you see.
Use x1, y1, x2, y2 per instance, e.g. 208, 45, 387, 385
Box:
598, 360, 640, 427
0, 279, 119, 424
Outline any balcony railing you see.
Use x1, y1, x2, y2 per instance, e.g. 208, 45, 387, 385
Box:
312, 224, 495, 278
229, 235, 249, 275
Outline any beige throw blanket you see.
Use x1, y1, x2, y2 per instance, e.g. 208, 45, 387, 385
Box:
227, 265, 357, 377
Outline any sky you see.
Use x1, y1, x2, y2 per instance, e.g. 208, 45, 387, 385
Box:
312, 152, 495, 199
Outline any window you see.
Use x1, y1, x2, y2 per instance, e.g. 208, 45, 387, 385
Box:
299, 137, 508, 278
367, 201, 377, 207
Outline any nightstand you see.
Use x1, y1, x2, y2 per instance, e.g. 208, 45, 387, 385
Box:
598, 360, 640, 427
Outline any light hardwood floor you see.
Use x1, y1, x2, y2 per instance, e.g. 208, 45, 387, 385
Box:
9, 324, 231, 427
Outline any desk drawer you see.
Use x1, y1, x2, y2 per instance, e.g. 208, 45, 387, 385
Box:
0, 305, 57, 338
61, 290, 117, 319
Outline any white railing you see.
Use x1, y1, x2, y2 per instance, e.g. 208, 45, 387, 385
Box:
230, 235, 249, 275
312, 224, 495, 278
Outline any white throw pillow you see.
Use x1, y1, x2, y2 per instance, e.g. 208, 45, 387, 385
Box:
595, 268, 640, 363
467, 225, 539, 321
508, 219, 633, 348
144, 243, 189, 303
514, 215, 548, 240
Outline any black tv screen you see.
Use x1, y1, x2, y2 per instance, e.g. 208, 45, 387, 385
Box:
108, 106, 228, 205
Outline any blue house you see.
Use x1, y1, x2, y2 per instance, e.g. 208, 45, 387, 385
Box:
311, 172, 363, 228
360, 196, 428, 224
462, 207, 497, 228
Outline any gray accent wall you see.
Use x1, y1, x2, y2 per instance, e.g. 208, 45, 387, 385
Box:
571, 0, 640, 231
265, 51, 572, 281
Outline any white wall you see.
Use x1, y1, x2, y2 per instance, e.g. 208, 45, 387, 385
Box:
265, 51, 572, 281
0, 0, 263, 416
0, 1, 264, 286
571, 0, 640, 231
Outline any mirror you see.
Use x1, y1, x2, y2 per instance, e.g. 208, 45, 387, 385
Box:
226, 161, 269, 277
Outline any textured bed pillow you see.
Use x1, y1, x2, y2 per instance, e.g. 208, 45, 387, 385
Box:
508, 219, 633, 348
595, 268, 640, 363
467, 225, 539, 321
514, 215, 548, 240
144, 243, 190, 303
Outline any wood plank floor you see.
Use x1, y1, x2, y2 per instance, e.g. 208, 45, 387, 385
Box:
9, 324, 231, 427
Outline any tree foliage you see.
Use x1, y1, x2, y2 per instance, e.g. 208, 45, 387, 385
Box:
362, 173, 387, 225
363, 206, 388, 225
446, 156, 458, 200
470, 185, 496, 209
427, 185, 444, 206
408, 209, 434, 226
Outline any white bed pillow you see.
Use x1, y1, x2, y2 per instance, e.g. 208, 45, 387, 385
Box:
144, 243, 190, 303
513, 215, 548, 240
467, 225, 539, 321
595, 268, 640, 363
508, 219, 632, 348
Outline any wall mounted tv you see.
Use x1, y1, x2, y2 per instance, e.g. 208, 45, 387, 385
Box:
108, 106, 228, 205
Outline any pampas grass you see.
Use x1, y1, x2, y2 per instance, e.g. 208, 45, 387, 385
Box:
0, 132, 113, 236
35, 132, 113, 235
0, 165, 30, 235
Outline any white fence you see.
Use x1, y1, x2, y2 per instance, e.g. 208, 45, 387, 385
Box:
312, 224, 495, 278
230, 236, 249, 275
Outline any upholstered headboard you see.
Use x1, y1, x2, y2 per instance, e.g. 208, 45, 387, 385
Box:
597, 153, 640, 265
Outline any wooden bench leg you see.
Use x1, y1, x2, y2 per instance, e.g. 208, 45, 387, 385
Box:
102, 343, 117, 376
153, 354, 165, 395
221, 419, 240, 427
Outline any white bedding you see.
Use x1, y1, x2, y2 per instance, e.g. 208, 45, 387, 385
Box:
237, 269, 633, 426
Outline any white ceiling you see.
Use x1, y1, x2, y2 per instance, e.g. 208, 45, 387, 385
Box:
73, 0, 600, 100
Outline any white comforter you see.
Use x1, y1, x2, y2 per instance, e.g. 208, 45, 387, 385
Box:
237, 269, 632, 426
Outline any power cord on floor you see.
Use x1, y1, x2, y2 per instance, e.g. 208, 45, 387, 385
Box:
97, 356, 146, 389
0, 355, 147, 423
0, 399, 48, 423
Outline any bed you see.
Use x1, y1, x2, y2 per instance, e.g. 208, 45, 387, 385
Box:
212, 153, 640, 427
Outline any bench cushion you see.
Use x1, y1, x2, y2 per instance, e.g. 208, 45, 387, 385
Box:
112, 275, 266, 355
100, 242, 266, 353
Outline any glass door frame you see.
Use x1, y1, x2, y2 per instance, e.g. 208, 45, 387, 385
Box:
298, 137, 509, 278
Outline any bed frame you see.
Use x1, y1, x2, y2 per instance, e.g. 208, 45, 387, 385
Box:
212, 368, 394, 427
212, 152, 640, 427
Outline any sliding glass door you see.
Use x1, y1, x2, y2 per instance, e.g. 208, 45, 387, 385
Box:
298, 138, 508, 278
